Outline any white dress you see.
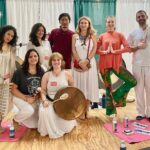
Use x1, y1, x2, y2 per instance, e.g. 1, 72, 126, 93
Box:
0, 46, 16, 117
27, 40, 52, 71
73, 35, 99, 102
38, 71, 77, 138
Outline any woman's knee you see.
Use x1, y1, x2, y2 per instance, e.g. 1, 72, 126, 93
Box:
23, 105, 34, 117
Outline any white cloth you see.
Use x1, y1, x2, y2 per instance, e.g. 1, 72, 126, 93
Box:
13, 96, 39, 128
38, 71, 77, 138
73, 36, 99, 102
0, 46, 16, 84
132, 65, 150, 117
128, 26, 150, 66
47, 71, 68, 99
27, 40, 52, 71
0, 46, 16, 117
38, 103, 77, 139
128, 26, 150, 117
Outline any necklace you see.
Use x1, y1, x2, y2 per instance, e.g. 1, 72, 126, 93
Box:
79, 34, 88, 46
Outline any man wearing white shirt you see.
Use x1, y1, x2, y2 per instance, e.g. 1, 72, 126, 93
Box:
128, 10, 150, 121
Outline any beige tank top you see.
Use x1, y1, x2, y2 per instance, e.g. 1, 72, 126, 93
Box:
47, 71, 68, 99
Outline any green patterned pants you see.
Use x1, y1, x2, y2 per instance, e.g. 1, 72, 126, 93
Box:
101, 66, 137, 116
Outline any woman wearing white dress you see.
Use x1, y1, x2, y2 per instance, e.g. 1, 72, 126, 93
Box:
72, 16, 99, 114
0, 25, 18, 125
27, 23, 52, 71
38, 52, 77, 139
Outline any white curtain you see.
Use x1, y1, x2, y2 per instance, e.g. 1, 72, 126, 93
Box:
39, 0, 75, 34
116, 0, 150, 72
6, 0, 74, 59
6, 0, 39, 58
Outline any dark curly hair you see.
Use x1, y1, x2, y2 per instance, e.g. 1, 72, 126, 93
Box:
29, 23, 46, 47
0, 25, 18, 52
22, 49, 43, 76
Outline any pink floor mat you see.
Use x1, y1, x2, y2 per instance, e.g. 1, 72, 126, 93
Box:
104, 119, 150, 143
0, 126, 27, 142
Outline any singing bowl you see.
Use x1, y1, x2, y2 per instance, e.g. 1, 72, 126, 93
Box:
53, 87, 87, 120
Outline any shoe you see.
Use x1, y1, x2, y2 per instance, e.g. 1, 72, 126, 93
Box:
136, 115, 145, 120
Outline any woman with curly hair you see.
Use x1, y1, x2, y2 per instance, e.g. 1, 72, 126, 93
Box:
0, 25, 18, 123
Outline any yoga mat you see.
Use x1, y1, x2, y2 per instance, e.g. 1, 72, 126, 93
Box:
0, 126, 27, 142
104, 119, 150, 143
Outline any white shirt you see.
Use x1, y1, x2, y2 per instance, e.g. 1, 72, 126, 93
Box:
47, 71, 68, 99
128, 26, 150, 66
27, 40, 52, 71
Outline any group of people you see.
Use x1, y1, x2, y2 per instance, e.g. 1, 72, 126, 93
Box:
0, 10, 149, 139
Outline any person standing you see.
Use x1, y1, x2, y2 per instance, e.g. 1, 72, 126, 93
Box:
0, 25, 18, 123
97, 16, 137, 116
27, 23, 52, 71
72, 16, 99, 116
48, 13, 74, 69
128, 10, 150, 121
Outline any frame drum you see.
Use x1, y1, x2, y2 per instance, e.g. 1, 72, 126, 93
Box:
53, 87, 87, 120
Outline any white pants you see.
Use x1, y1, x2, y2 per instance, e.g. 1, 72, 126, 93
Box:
133, 65, 150, 117
13, 96, 39, 128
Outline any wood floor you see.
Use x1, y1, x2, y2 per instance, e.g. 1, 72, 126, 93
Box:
0, 102, 150, 150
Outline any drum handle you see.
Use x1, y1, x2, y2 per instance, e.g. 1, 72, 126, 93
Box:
53, 93, 69, 103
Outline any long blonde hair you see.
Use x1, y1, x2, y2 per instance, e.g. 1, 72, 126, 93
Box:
76, 16, 96, 35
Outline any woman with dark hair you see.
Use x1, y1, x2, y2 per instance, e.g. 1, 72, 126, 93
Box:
38, 52, 77, 139
0, 25, 18, 81
10, 49, 44, 128
0, 25, 18, 124
27, 23, 52, 71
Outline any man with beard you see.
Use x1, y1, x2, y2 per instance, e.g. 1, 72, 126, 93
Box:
48, 13, 74, 69
128, 10, 150, 121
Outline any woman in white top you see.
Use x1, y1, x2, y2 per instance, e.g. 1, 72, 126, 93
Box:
38, 52, 77, 139
27, 23, 52, 71
72, 16, 99, 115
0, 25, 18, 121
